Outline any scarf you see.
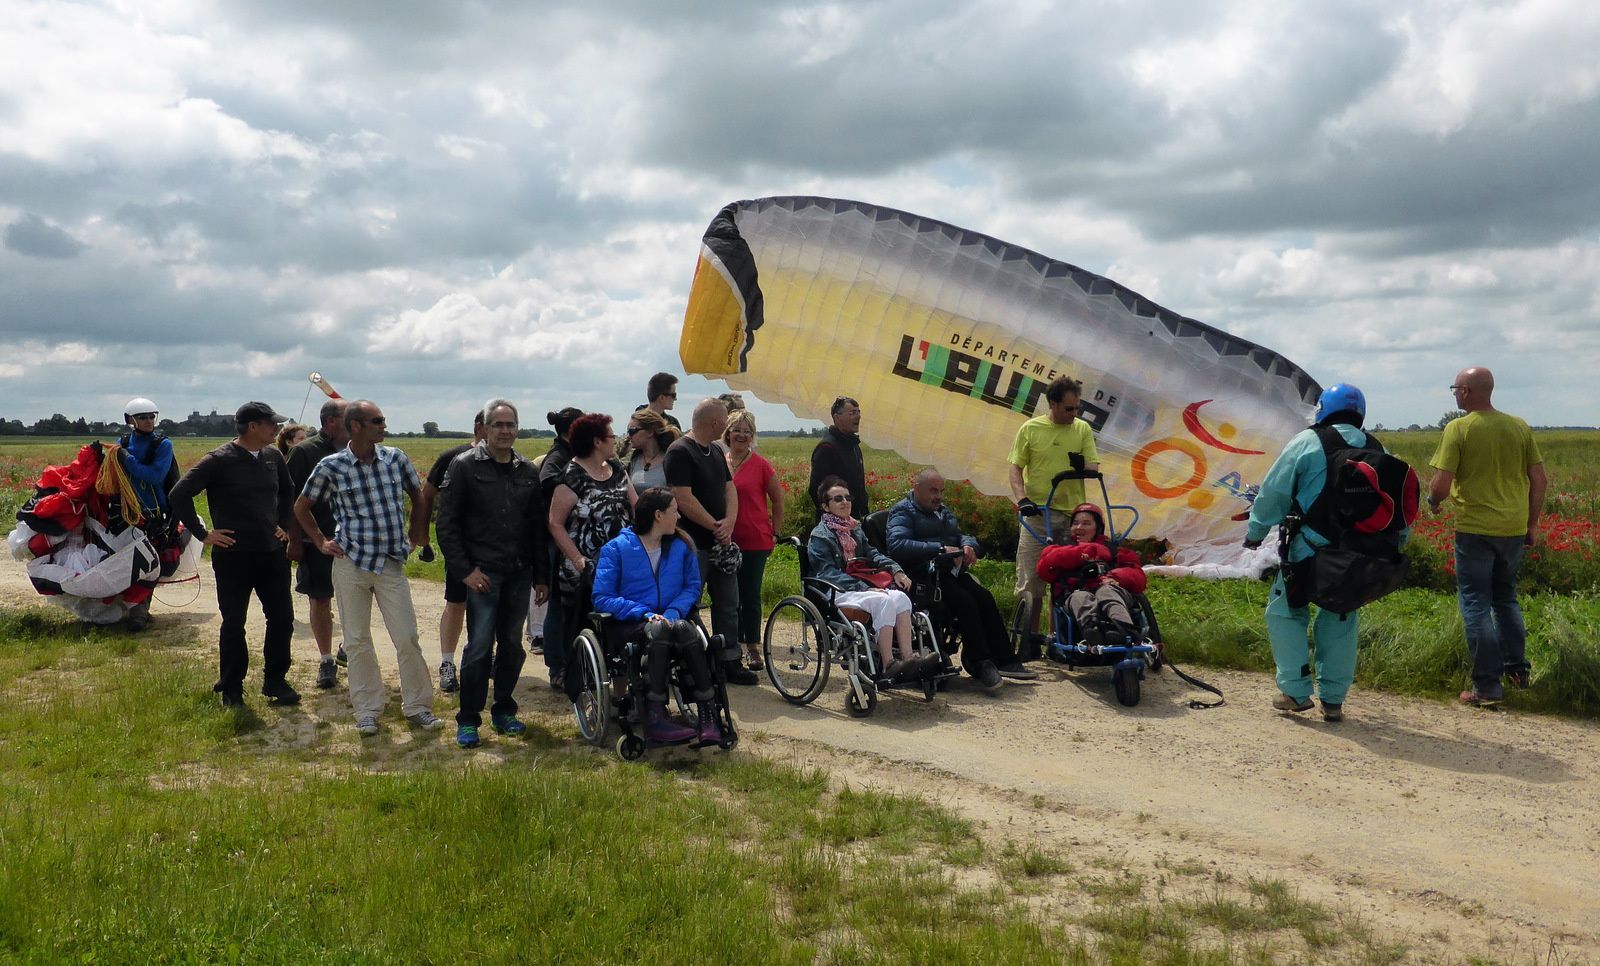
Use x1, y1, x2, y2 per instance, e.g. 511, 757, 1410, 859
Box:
822, 511, 858, 559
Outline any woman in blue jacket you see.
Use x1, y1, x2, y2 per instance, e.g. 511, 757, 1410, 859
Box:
591, 487, 721, 745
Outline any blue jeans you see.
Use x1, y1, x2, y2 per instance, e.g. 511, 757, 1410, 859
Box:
1455, 532, 1528, 699
457, 569, 532, 727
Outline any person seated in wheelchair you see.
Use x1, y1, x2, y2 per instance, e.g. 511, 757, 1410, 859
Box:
1035, 503, 1147, 643
591, 487, 724, 746
885, 468, 1034, 690
809, 476, 941, 683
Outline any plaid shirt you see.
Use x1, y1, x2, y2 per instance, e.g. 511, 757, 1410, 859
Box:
302, 445, 422, 573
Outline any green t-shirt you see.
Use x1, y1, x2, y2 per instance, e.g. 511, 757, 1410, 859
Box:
1007, 415, 1100, 511
1429, 411, 1543, 538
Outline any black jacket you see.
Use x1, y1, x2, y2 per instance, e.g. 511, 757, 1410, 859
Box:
808, 426, 868, 519
168, 442, 295, 553
434, 442, 549, 584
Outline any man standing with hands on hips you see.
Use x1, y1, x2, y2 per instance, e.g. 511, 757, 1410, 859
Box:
168, 402, 299, 708
1428, 367, 1547, 707
295, 400, 443, 736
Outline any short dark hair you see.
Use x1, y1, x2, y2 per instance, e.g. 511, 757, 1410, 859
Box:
567, 413, 614, 458
632, 486, 676, 534
472, 409, 487, 428
318, 399, 346, 428
647, 372, 678, 400
815, 474, 849, 505
1045, 377, 1083, 404
830, 396, 858, 416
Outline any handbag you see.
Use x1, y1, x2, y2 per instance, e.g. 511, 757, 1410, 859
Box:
844, 558, 894, 589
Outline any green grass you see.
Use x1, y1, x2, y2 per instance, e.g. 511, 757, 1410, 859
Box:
0, 605, 1413, 963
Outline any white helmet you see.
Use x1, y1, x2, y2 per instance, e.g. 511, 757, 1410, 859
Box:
123, 397, 159, 423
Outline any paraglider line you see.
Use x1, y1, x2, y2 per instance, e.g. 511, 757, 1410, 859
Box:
297, 381, 314, 424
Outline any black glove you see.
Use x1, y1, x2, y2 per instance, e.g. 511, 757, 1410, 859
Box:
1017, 498, 1042, 518
418, 544, 435, 562
1242, 538, 1262, 550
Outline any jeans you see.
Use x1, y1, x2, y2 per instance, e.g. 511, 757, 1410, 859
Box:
695, 541, 740, 661
457, 569, 532, 727
332, 556, 433, 720
1456, 532, 1528, 699
734, 549, 771, 646
938, 570, 1016, 673
542, 541, 567, 676
211, 548, 294, 695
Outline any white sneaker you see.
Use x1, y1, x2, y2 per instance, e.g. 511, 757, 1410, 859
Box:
406, 710, 445, 730
356, 715, 380, 737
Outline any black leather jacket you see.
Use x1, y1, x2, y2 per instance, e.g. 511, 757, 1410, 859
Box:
434, 442, 549, 584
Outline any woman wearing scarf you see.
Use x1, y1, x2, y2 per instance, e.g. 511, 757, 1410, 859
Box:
807, 476, 938, 682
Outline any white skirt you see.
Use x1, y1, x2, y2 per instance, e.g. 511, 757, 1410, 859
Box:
834, 588, 913, 628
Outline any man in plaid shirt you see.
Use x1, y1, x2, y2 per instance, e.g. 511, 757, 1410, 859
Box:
294, 399, 442, 735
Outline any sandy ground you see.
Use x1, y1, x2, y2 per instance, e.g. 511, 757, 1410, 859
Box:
7, 557, 1598, 963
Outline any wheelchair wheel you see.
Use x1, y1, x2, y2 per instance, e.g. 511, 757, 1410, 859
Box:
571, 629, 610, 747
846, 681, 878, 718
1009, 591, 1034, 658
763, 595, 830, 705
617, 734, 646, 761
1113, 663, 1141, 707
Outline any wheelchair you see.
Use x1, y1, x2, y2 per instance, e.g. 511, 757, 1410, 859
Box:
1010, 468, 1166, 707
761, 535, 956, 718
566, 569, 739, 760
861, 509, 969, 690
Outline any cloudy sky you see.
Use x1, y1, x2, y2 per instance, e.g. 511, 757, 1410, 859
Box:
2, 0, 1596, 435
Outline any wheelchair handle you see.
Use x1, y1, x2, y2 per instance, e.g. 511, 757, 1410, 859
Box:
1051, 468, 1102, 485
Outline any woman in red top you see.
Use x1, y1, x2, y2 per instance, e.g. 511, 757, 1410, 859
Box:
724, 409, 785, 671
1035, 503, 1147, 636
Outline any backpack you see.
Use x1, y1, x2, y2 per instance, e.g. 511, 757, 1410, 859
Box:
1282, 426, 1419, 614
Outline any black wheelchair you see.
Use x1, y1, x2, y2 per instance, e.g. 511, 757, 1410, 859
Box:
761, 534, 956, 718
567, 569, 739, 760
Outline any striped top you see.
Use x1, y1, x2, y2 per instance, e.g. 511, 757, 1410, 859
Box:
302, 445, 422, 573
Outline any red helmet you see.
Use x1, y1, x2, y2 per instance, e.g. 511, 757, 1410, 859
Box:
1069, 503, 1105, 538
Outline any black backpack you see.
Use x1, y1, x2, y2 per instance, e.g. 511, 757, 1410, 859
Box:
1282, 426, 1420, 614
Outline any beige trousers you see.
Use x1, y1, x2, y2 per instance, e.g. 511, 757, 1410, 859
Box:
333, 556, 433, 720
1014, 516, 1070, 634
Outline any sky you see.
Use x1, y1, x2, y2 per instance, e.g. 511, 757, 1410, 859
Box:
2, 0, 1597, 435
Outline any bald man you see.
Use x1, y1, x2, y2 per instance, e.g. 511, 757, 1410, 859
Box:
1429, 367, 1547, 707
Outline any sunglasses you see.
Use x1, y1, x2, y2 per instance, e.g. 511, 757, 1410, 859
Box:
826, 495, 850, 504
626, 425, 645, 433
358, 416, 386, 426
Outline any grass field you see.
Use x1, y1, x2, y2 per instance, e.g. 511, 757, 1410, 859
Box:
4, 430, 1598, 717
0, 604, 1433, 964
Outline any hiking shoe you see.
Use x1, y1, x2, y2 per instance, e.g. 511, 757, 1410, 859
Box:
1459, 690, 1502, 707
974, 661, 1004, 692
722, 662, 759, 686
456, 724, 481, 749
439, 660, 458, 693
405, 710, 445, 730
491, 714, 526, 737
529, 637, 544, 655
315, 659, 337, 690
996, 661, 1039, 681
695, 703, 724, 745
220, 691, 245, 708
1320, 701, 1344, 723
1504, 668, 1532, 690
356, 715, 380, 736
261, 680, 302, 706
1272, 693, 1315, 713
335, 645, 348, 667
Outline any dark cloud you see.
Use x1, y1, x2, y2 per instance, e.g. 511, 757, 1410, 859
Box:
4, 214, 85, 259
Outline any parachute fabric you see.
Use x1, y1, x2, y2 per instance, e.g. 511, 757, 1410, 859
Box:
680, 197, 1322, 564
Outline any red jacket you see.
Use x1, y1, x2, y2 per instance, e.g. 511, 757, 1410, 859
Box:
1036, 537, 1146, 597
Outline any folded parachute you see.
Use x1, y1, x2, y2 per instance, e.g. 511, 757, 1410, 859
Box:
680, 197, 1322, 564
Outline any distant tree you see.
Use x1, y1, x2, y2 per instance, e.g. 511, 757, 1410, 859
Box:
0, 418, 24, 436
1436, 409, 1466, 430
1405, 423, 1422, 432
422, 421, 440, 438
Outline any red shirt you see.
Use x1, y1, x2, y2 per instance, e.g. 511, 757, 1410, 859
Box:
729, 452, 777, 552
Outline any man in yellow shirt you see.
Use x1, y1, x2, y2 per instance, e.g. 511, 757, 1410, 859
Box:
1008, 376, 1099, 654
1428, 367, 1547, 706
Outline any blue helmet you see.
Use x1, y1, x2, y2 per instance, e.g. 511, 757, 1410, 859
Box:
1315, 383, 1366, 423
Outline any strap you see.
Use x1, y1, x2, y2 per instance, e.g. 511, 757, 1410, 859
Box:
1162, 654, 1226, 709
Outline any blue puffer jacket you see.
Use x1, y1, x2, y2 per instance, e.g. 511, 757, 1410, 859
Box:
592, 528, 702, 622
885, 492, 978, 569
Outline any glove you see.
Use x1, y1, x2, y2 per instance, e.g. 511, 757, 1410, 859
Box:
1017, 498, 1042, 518
1080, 542, 1110, 562
1242, 538, 1262, 550
418, 544, 436, 562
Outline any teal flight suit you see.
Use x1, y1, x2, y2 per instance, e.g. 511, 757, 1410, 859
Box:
1245, 422, 1369, 705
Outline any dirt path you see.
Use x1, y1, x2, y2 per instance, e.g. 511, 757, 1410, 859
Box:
6, 558, 1597, 962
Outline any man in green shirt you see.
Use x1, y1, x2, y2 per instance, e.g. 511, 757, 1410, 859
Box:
1007, 376, 1099, 652
1428, 367, 1547, 706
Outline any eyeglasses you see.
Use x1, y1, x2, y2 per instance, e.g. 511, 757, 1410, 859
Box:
489, 420, 517, 430
826, 495, 850, 504
601, 433, 617, 440
665, 392, 678, 399
1449, 385, 1468, 392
